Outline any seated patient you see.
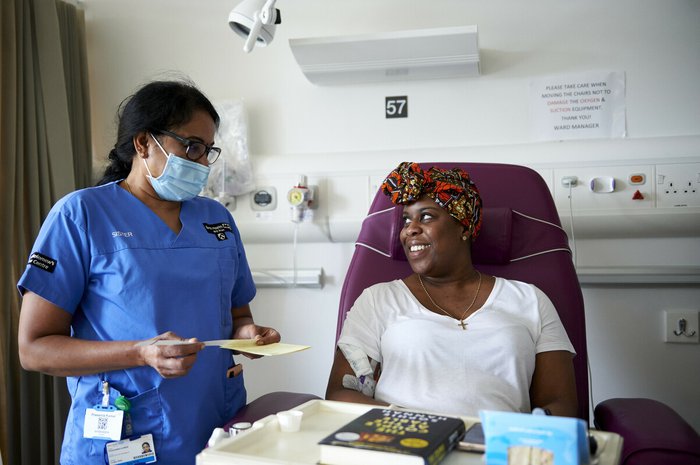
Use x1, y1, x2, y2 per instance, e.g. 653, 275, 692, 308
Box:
326, 162, 578, 418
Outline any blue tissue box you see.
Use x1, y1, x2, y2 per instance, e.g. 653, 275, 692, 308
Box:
479, 410, 590, 465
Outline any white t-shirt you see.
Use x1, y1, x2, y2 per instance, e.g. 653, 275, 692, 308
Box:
338, 277, 575, 417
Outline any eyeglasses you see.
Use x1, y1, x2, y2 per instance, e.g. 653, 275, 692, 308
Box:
154, 129, 222, 164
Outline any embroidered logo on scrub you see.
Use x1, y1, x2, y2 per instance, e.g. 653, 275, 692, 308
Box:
28, 252, 57, 273
203, 222, 232, 241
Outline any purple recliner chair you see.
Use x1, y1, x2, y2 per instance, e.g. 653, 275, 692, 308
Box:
225, 162, 699, 465
336, 162, 700, 465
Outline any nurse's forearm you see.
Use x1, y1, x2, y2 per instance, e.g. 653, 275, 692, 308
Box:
231, 305, 254, 323
231, 304, 255, 337
20, 333, 203, 378
18, 291, 203, 378
19, 335, 148, 377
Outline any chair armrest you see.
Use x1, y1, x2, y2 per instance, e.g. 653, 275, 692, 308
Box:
594, 398, 700, 465
224, 391, 321, 430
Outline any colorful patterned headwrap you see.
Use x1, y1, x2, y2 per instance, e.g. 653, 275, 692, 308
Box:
381, 161, 483, 239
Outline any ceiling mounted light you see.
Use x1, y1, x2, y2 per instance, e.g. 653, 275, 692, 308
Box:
228, 0, 281, 53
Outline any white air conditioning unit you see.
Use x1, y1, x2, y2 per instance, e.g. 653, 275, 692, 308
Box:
288, 25, 480, 86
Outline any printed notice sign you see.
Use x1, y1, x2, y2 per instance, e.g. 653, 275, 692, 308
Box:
530, 71, 626, 141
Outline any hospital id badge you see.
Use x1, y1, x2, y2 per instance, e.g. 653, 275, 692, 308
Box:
83, 405, 123, 441
106, 433, 157, 464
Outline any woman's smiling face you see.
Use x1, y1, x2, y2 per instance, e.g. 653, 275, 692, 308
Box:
400, 196, 467, 277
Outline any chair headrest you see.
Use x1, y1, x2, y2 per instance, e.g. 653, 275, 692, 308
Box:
357, 207, 513, 265
472, 207, 513, 265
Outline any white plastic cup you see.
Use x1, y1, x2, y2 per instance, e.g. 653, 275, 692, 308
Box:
230, 422, 252, 436
276, 410, 304, 432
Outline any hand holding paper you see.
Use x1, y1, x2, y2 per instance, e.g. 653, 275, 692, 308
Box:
137, 338, 310, 357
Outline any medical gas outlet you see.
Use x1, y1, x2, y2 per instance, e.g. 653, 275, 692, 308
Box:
288, 175, 315, 223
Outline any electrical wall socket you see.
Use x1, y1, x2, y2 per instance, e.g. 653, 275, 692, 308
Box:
663, 310, 699, 344
657, 163, 700, 208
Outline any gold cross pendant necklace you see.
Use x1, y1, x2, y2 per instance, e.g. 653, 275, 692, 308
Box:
418, 271, 482, 330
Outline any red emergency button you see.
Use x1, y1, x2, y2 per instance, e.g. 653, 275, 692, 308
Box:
632, 190, 644, 200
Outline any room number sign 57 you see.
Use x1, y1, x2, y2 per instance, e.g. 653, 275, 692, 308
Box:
385, 96, 408, 118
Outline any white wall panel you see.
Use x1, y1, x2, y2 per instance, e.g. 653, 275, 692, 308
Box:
82, 0, 700, 430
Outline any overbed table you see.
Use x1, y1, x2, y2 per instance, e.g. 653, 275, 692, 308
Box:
197, 399, 622, 465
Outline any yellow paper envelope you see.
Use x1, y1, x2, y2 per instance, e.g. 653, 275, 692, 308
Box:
219, 340, 311, 356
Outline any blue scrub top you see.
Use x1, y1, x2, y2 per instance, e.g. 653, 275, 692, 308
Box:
17, 181, 256, 465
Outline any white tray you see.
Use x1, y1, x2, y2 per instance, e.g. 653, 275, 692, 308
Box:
196, 399, 622, 465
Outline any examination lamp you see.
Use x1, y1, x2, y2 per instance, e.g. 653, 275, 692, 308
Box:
228, 0, 281, 53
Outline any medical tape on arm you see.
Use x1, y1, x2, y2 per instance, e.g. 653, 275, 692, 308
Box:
339, 343, 378, 397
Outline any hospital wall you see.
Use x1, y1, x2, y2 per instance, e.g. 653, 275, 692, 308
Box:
82, 0, 700, 429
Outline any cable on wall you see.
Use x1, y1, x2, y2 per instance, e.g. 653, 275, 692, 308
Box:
566, 182, 578, 269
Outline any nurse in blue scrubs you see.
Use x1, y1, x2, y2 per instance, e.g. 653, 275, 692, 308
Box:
17, 79, 277, 465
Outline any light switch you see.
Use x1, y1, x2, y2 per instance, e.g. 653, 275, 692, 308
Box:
589, 176, 616, 193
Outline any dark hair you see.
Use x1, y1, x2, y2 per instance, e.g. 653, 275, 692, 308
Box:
96, 80, 220, 185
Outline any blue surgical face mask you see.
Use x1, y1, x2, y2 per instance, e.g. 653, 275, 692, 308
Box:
144, 133, 210, 201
